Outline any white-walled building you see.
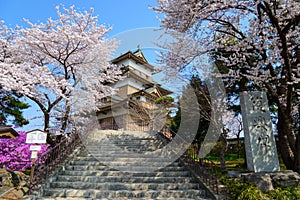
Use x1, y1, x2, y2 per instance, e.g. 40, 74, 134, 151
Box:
97, 48, 172, 131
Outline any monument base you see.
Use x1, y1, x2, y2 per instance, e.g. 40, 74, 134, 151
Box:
240, 170, 300, 192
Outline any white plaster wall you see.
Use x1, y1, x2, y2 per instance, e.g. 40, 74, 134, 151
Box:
113, 77, 143, 90
118, 59, 153, 76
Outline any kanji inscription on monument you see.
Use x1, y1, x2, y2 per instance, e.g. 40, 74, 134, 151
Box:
240, 91, 280, 172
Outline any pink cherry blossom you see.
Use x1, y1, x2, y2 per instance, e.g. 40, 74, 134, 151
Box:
0, 6, 122, 133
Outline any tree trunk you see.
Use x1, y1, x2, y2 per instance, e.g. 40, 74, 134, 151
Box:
43, 112, 56, 146
43, 112, 50, 132
219, 131, 228, 174
236, 131, 241, 159
61, 100, 71, 132
277, 108, 299, 172
294, 134, 300, 173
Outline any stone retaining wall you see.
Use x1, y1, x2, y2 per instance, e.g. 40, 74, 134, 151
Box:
0, 168, 29, 199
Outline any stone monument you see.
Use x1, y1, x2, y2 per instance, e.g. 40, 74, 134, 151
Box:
240, 91, 280, 172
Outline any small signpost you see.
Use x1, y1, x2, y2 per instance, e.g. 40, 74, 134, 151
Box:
29, 145, 42, 151
26, 129, 47, 144
26, 129, 47, 184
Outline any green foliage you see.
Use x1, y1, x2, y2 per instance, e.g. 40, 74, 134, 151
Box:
220, 175, 300, 200
156, 95, 179, 132
237, 185, 268, 200
166, 75, 211, 140
220, 176, 250, 199
267, 187, 300, 200
207, 153, 240, 161
155, 96, 174, 105
168, 102, 181, 132
0, 93, 30, 126
189, 75, 211, 143
208, 141, 223, 156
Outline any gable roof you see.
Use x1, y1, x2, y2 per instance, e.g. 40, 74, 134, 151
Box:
146, 85, 173, 97
132, 48, 148, 63
130, 84, 172, 99
0, 126, 19, 139
111, 51, 155, 72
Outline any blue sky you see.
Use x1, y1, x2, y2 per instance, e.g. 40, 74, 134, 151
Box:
0, 0, 160, 35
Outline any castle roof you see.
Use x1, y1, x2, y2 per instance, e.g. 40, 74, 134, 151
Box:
111, 50, 155, 72
0, 125, 19, 139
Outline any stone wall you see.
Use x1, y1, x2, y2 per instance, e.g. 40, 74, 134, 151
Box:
242, 170, 300, 192
0, 168, 29, 199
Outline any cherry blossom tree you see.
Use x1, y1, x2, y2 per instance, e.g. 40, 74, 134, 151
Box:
0, 6, 122, 134
154, 1, 300, 172
0, 22, 30, 126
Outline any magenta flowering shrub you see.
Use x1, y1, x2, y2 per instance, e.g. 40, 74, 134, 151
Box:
0, 131, 49, 171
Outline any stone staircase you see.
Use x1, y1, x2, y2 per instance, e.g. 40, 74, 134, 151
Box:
30, 130, 214, 199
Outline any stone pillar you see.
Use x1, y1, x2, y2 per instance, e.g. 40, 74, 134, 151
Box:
240, 91, 280, 172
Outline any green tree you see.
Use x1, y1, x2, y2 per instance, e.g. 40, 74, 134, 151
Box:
191, 75, 229, 173
0, 91, 29, 126
189, 76, 211, 145
171, 75, 228, 172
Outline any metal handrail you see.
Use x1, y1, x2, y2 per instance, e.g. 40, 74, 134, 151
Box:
28, 132, 81, 194
182, 145, 219, 194
155, 121, 219, 194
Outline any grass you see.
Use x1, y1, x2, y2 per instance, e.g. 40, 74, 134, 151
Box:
205, 153, 247, 171
205, 153, 287, 171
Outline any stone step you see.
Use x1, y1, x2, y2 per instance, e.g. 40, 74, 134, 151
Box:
86, 142, 161, 146
78, 152, 163, 157
39, 197, 206, 200
50, 182, 199, 190
82, 148, 162, 154
109, 137, 160, 140
65, 163, 178, 171
83, 144, 160, 148
66, 165, 183, 172
67, 160, 179, 166
80, 151, 167, 157
78, 152, 160, 158
110, 143, 163, 147
72, 156, 176, 162
64, 164, 184, 171
59, 170, 191, 177
83, 142, 162, 147
77, 154, 175, 160
84, 138, 163, 146
31, 132, 214, 200
75, 151, 178, 158
83, 146, 163, 151
107, 133, 158, 138
56, 175, 196, 183
85, 135, 159, 140
108, 139, 161, 143
84, 139, 161, 144
85, 137, 162, 142
43, 188, 206, 199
